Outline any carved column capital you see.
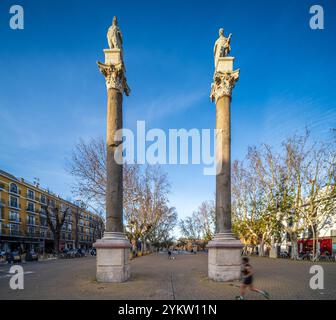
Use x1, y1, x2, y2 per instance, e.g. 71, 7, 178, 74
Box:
210, 70, 239, 103
97, 61, 130, 96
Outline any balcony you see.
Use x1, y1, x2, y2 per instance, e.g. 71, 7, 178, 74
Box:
26, 230, 40, 238
10, 230, 22, 237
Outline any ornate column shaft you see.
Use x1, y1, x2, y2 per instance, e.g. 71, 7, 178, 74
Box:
207, 28, 243, 282
97, 62, 129, 233
210, 70, 239, 234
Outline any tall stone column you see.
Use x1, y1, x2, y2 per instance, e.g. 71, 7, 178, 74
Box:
94, 17, 131, 283
207, 28, 243, 282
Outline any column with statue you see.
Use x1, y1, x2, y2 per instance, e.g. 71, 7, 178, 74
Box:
94, 17, 131, 283
207, 28, 243, 281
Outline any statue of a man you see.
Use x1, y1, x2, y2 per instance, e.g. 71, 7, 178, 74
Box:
107, 16, 123, 50
214, 28, 232, 64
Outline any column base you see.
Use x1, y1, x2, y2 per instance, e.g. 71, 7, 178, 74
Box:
93, 232, 131, 283
207, 233, 243, 282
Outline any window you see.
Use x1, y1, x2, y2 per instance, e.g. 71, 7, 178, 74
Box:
10, 183, 18, 194
10, 196, 19, 208
9, 211, 20, 222
9, 223, 19, 236
40, 207, 47, 215
40, 217, 47, 227
40, 194, 46, 204
27, 189, 34, 200
40, 230, 45, 238
27, 202, 35, 212
27, 226, 35, 236
27, 215, 35, 225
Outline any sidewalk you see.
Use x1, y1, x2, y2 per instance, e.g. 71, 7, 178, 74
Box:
0, 253, 335, 300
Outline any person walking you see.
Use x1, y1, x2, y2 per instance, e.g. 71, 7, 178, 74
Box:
236, 257, 270, 300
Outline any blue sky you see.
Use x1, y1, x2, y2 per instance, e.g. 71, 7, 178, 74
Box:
0, 0, 336, 228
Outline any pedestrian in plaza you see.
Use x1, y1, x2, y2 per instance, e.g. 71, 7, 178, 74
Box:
167, 249, 172, 259
236, 257, 270, 300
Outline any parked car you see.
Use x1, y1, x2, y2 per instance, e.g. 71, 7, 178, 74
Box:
6, 251, 22, 264
26, 250, 38, 261
279, 251, 290, 259
59, 248, 74, 259
67, 249, 77, 258
76, 248, 86, 257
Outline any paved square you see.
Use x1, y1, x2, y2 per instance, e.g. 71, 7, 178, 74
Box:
0, 253, 335, 300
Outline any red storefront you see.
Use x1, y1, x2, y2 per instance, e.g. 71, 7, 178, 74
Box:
298, 238, 332, 255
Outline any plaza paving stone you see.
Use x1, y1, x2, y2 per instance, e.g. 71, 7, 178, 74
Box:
0, 253, 335, 300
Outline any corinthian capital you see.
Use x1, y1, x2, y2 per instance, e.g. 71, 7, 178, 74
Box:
210, 69, 239, 102
97, 61, 130, 96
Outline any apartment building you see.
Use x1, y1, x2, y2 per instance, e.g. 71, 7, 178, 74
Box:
0, 169, 104, 253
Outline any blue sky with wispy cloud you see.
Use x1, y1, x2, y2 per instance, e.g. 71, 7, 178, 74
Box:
0, 0, 335, 230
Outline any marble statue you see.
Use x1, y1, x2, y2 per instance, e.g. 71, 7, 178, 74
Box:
107, 16, 123, 50
214, 28, 232, 63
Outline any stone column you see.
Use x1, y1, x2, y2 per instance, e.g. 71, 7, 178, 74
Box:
207, 35, 243, 282
93, 18, 131, 283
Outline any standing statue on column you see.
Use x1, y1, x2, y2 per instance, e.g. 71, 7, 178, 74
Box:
107, 16, 123, 51
214, 28, 232, 65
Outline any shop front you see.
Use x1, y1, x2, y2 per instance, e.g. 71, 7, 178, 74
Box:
298, 237, 332, 255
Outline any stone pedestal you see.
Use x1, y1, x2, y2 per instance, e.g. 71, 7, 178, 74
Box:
103, 49, 123, 65
215, 56, 235, 72
94, 232, 131, 282
208, 233, 242, 281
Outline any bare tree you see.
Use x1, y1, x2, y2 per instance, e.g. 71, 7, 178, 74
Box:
179, 215, 201, 242
232, 130, 336, 259
147, 205, 177, 249
286, 135, 336, 260
124, 165, 175, 253
179, 200, 215, 242
43, 200, 70, 255
67, 138, 176, 252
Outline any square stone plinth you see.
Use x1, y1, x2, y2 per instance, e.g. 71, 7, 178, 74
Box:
215, 56, 235, 73
94, 233, 131, 283
103, 49, 123, 65
207, 234, 243, 282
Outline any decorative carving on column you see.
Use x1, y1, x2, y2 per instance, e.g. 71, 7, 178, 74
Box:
97, 61, 130, 95
210, 70, 239, 102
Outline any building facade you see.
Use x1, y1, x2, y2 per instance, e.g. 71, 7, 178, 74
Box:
0, 169, 104, 254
